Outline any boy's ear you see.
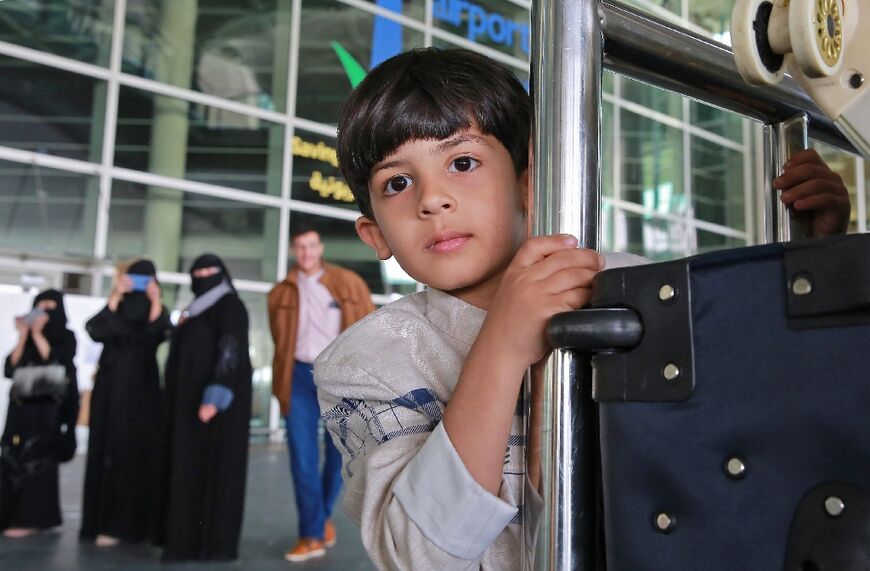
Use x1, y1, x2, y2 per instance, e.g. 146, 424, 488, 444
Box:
355, 216, 393, 260
518, 167, 530, 216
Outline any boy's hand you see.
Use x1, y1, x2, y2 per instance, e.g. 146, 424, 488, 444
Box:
774, 149, 851, 237
444, 234, 603, 494
483, 234, 603, 367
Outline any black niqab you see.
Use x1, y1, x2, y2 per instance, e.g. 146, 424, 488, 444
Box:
119, 260, 158, 324
33, 289, 67, 344
189, 254, 234, 297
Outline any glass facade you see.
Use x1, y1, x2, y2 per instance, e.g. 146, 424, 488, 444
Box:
0, 0, 865, 432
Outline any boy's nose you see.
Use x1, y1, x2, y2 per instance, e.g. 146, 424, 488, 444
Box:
417, 185, 455, 217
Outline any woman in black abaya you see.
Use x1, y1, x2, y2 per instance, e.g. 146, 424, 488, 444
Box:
80, 259, 171, 546
160, 254, 252, 562
1, 289, 79, 537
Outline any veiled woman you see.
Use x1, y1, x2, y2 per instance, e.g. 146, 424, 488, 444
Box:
80, 259, 171, 546
1, 289, 79, 537
159, 254, 252, 562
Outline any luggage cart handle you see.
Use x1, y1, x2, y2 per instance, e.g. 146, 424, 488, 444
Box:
547, 307, 643, 352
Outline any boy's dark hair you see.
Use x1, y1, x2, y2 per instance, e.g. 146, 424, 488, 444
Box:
336, 48, 531, 219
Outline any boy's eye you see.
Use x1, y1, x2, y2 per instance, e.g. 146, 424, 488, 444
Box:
384, 174, 412, 195
448, 156, 480, 173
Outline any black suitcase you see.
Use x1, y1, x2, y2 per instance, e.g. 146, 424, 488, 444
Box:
549, 233, 870, 570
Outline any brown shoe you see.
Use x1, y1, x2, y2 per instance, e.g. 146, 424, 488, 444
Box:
284, 538, 326, 562
323, 519, 337, 548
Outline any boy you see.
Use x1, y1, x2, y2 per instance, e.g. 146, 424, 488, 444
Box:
315, 48, 850, 570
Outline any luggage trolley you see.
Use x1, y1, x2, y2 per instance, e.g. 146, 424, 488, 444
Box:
526, 0, 870, 569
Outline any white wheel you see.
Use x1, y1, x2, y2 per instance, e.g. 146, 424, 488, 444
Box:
790, 0, 844, 78
731, 0, 786, 85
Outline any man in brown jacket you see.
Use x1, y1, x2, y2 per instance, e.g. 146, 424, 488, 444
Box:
267, 226, 375, 562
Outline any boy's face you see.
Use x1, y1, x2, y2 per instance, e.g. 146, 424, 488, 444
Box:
355, 127, 528, 308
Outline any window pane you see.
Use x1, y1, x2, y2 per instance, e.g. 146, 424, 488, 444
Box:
0, 56, 106, 161
287, 210, 383, 294
608, 208, 691, 261
691, 136, 745, 230
694, 228, 745, 254
600, 201, 615, 252
115, 86, 284, 196
622, 0, 680, 18
432, 0, 530, 61
242, 289, 273, 433
296, 5, 425, 124
291, 129, 357, 210
355, 0, 427, 22
691, 101, 743, 142
621, 110, 685, 213
0, 159, 97, 257
433, 36, 531, 88
602, 102, 614, 198
0, 0, 115, 66
124, 0, 291, 113
107, 181, 279, 282
620, 77, 682, 118
603, 70, 615, 94
689, 0, 734, 40
813, 142, 859, 233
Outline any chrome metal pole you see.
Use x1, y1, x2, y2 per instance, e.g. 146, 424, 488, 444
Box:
531, 0, 601, 248
762, 114, 809, 242
528, 0, 602, 568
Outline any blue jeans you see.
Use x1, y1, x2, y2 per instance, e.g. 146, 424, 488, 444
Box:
285, 361, 343, 539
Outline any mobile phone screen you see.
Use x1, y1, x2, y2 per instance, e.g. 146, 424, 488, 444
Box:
128, 274, 151, 292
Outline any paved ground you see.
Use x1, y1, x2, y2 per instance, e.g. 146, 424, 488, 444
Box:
0, 443, 375, 570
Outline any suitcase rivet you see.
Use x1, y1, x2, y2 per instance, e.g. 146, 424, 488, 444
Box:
725, 457, 746, 479
12, 435, 20, 446
662, 363, 680, 381
824, 496, 845, 517
658, 284, 676, 302
655, 512, 675, 533
792, 276, 813, 296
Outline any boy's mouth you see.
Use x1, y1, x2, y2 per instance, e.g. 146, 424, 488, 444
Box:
425, 231, 472, 253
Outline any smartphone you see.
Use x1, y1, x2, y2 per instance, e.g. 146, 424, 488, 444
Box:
20, 307, 47, 325
128, 273, 152, 292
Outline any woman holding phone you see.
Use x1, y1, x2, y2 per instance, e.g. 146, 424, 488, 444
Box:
80, 259, 171, 547
1, 289, 79, 537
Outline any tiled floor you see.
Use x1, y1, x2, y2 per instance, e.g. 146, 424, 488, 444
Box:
0, 443, 375, 570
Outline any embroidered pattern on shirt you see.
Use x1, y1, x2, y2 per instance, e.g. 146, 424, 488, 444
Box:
503, 396, 527, 525
322, 388, 443, 477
